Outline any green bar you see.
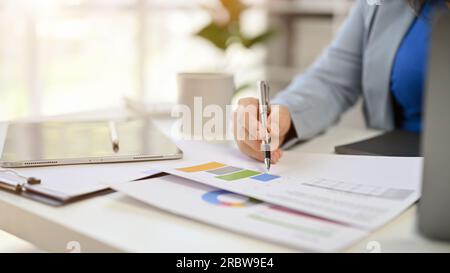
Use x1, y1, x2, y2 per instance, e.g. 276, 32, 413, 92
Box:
216, 170, 261, 181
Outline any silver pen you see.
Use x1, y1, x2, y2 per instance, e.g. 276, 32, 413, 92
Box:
258, 80, 271, 173
108, 121, 120, 152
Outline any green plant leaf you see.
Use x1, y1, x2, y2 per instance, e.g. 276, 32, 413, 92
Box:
195, 22, 233, 51
240, 27, 277, 49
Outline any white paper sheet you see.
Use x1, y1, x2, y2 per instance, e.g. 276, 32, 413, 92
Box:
151, 141, 423, 230
112, 175, 368, 252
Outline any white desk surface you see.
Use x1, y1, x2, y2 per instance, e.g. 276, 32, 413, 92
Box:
1, 118, 450, 253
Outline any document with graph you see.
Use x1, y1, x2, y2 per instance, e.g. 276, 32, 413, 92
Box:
153, 152, 423, 230
112, 175, 368, 252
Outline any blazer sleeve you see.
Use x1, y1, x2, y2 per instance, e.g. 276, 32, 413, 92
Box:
272, 0, 366, 145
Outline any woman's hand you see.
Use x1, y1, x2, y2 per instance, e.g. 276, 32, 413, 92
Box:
232, 97, 293, 164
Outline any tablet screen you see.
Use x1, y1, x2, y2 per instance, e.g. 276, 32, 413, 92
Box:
1, 119, 182, 167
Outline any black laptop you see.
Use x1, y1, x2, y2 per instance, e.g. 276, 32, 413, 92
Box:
335, 130, 420, 157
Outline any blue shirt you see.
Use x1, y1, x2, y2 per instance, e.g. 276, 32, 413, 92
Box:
390, 0, 445, 133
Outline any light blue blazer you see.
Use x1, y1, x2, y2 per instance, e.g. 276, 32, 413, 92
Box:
272, 0, 417, 143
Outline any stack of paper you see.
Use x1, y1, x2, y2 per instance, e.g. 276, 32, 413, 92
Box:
113, 175, 368, 252
113, 140, 423, 252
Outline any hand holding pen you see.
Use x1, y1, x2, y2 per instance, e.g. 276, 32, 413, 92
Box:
258, 81, 272, 172
232, 82, 293, 166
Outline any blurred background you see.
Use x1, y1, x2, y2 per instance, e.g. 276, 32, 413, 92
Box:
0, 0, 357, 121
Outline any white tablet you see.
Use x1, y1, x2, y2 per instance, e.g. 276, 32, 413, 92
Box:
0, 119, 182, 168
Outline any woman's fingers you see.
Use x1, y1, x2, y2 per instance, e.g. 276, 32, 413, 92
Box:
267, 105, 292, 150
236, 140, 283, 164
233, 101, 262, 142
233, 113, 261, 152
236, 140, 264, 162
271, 149, 283, 164
267, 120, 281, 150
233, 98, 288, 164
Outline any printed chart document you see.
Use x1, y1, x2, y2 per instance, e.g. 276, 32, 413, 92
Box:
112, 175, 368, 252
152, 142, 423, 230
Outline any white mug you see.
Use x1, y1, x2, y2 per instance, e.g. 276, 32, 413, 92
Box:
176, 73, 235, 140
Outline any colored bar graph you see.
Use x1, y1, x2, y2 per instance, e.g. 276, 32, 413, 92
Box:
177, 162, 225, 173
216, 170, 261, 181
206, 166, 242, 175
251, 173, 280, 182
175, 162, 281, 183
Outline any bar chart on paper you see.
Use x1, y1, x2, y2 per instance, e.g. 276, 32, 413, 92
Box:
176, 162, 281, 183
154, 157, 421, 230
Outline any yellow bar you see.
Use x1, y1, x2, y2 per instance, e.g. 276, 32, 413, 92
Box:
177, 162, 226, 173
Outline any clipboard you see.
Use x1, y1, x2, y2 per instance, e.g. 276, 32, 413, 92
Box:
0, 169, 165, 206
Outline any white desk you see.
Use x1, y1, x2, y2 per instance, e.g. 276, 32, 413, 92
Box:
1, 118, 450, 253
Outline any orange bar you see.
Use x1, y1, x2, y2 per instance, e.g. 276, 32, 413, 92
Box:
177, 162, 226, 173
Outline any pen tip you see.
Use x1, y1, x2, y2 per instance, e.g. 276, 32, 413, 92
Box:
264, 159, 271, 173
113, 145, 119, 153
